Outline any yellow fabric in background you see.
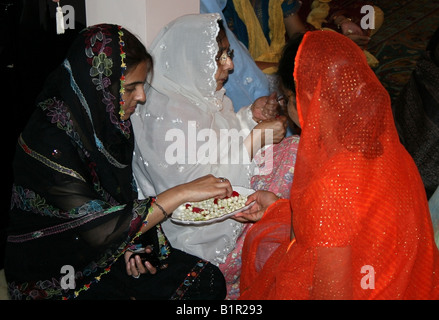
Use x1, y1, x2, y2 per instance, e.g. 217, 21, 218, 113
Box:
232, 0, 383, 69
232, 0, 285, 63
306, 0, 330, 30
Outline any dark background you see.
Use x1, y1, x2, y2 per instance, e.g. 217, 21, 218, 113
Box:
1, 0, 86, 270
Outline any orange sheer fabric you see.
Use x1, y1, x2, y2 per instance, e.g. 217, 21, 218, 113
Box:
240, 31, 439, 300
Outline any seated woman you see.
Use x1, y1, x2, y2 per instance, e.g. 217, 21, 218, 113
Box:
236, 30, 439, 299
5, 24, 230, 300
131, 13, 295, 299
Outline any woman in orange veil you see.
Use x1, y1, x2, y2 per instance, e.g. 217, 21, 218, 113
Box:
237, 30, 439, 299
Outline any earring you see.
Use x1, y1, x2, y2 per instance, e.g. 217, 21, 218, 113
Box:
118, 26, 127, 120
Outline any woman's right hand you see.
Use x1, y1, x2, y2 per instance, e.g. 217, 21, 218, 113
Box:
233, 190, 279, 223
178, 174, 233, 203
138, 175, 234, 234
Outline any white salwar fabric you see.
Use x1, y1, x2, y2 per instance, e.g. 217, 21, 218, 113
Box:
131, 13, 258, 265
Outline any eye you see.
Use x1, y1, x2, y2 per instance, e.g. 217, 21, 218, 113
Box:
277, 95, 288, 107
215, 49, 234, 65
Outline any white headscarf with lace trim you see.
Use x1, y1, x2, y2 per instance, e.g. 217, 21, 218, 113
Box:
131, 13, 256, 264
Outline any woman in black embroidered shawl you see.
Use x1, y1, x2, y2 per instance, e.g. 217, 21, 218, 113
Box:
5, 24, 228, 300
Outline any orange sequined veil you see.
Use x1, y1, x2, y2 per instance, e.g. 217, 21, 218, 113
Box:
240, 31, 439, 300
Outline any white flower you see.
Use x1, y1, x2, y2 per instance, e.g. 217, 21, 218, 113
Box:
177, 192, 247, 221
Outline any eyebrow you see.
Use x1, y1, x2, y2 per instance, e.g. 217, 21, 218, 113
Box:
123, 80, 146, 88
218, 45, 230, 52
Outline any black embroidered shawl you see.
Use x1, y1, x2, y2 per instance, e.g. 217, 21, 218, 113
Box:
5, 24, 154, 300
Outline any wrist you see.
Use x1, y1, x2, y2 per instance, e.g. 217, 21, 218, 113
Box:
244, 128, 262, 160
153, 186, 188, 220
252, 127, 264, 146
152, 199, 170, 221
170, 184, 190, 205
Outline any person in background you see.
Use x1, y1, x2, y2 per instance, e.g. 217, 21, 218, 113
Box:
222, 0, 383, 69
200, 0, 272, 111
222, 0, 299, 73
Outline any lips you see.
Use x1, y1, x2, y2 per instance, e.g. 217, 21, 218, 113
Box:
125, 106, 136, 115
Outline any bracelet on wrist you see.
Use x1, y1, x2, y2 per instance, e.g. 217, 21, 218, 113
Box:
152, 198, 170, 221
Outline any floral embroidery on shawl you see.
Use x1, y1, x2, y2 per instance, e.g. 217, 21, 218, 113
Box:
83, 25, 131, 137
39, 98, 85, 156
7, 195, 170, 300
10, 185, 109, 220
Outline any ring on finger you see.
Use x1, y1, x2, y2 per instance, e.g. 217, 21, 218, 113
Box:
132, 273, 140, 279
219, 177, 227, 183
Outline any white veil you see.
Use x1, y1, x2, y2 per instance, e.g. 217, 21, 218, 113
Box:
131, 13, 256, 264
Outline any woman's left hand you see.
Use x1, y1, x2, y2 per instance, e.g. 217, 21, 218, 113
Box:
233, 190, 279, 223
125, 246, 157, 278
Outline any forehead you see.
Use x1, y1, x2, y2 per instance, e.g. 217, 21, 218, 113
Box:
125, 61, 148, 82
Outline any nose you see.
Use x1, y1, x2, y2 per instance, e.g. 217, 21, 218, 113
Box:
136, 86, 146, 104
225, 57, 234, 70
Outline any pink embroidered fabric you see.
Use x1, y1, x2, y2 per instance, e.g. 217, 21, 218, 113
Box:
251, 135, 300, 199
220, 135, 299, 299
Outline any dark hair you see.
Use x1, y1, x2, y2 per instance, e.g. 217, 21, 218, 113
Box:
122, 27, 153, 75
216, 19, 227, 47
277, 33, 304, 93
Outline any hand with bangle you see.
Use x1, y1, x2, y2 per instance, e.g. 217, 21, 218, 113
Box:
125, 174, 234, 278
142, 174, 234, 231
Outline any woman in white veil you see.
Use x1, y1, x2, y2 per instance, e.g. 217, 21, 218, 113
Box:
131, 13, 286, 298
